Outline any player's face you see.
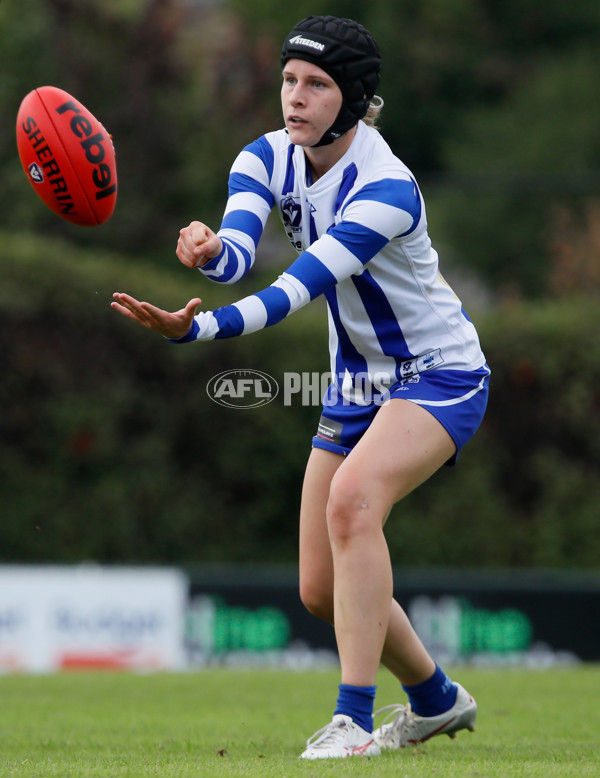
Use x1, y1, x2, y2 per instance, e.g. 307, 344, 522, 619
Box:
281, 59, 343, 147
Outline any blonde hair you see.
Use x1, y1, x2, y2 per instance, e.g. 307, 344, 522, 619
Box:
363, 95, 384, 130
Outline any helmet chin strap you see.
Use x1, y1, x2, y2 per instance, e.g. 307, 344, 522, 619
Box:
311, 96, 369, 147
311, 127, 345, 148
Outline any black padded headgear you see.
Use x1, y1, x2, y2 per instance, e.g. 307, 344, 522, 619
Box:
281, 15, 381, 147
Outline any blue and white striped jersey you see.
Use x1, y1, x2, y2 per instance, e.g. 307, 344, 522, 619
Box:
178, 121, 486, 398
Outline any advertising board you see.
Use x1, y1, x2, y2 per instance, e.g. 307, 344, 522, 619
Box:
0, 566, 186, 672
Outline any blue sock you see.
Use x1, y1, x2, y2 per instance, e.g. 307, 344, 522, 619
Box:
402, 665, 457, 717
334, 684, 376, 733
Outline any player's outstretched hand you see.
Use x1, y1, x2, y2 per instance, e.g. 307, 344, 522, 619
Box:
111, 293, 202, 339
177, 221, 223, 268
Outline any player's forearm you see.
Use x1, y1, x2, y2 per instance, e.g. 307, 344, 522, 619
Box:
170, 272, 311, 343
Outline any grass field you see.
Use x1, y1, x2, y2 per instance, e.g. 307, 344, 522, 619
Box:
0, 666, 598, 777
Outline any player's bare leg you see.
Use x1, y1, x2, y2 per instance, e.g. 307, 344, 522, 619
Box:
325, 399, 455, 686
298, 402, 477, 757
299, 428, 445, 685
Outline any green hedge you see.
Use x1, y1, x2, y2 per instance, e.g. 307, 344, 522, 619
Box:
1, 231, 599, 568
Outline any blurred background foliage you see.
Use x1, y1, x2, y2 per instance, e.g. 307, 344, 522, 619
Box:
1, 0, 599, 567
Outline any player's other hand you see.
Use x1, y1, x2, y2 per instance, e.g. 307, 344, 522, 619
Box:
177, 221, 223, 268
111, 294, 202, 339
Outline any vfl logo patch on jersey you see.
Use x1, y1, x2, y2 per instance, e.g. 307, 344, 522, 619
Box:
281, 195, 303, 252
281, 196, 302, 229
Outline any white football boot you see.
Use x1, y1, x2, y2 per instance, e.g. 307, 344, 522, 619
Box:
300, 714, 381, 759
373, 683, 477, 749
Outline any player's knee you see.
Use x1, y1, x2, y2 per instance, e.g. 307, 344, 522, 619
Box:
326, 472, 380, 546
299, 579, 333, 623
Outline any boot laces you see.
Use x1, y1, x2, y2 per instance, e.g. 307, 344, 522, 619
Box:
305, 715, 353, 751
373, 703, 411, 748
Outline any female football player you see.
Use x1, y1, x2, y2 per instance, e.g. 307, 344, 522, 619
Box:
112, 15, 488, 760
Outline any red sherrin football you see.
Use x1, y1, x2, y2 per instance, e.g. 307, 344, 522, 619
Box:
16, 86, 117, 226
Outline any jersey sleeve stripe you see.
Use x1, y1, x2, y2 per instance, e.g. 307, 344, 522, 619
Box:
343, 177, 417, 212
326, 221, 389, 264
193, 280, 298, 341
341, 201, 415, 241
253, 285, 292, 327
242, 135, 275, 182
212, 305, 246, 339
284, 249, 339, 299
228, 171, 275, 208
209, 272, 312, 340
196, 245, 225, 273
274, 272, 311, 308
201, 238, 252, 283
232, 295, 269, 333
220, 210, 264, 248
223, 190, 272, 218
307, 234, 367, 279
342, 178, 421, 236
